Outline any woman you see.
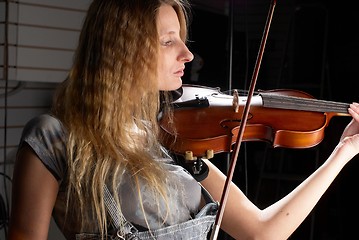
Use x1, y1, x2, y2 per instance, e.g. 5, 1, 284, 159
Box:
8, 0, 359, 239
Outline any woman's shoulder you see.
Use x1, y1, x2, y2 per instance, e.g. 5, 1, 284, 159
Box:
21, 113, 67, 142
23, 113, 64, 132
21, 113, 67, 154
20, 113, 67, 181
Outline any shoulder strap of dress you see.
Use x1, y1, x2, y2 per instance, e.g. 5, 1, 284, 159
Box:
199, 182, 216, 204
103, 185, 140, 240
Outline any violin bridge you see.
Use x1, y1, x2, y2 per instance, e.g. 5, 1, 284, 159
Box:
232, 89, 239, 113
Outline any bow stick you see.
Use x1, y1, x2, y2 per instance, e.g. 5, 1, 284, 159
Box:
210, 1, 277, 239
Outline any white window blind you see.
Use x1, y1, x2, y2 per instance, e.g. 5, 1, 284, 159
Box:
0, 0, 91, 83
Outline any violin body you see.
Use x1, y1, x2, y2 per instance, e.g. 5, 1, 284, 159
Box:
159, 84, 350, 159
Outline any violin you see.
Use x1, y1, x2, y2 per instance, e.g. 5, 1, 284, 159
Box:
159, 84, 351, 160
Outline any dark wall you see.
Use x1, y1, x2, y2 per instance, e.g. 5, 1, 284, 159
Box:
182, 8, 231, 90
183, 1, 359, 239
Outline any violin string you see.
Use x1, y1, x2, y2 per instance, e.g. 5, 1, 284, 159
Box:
261, 93, 350, 113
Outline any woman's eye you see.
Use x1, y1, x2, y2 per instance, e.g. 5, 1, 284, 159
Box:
162, 40, 173, 46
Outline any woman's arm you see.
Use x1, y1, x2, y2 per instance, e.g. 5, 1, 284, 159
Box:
201, 103, 359, 240
8, 144, 59, 240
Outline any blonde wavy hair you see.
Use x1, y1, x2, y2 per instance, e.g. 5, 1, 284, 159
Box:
52, 0, 190, 237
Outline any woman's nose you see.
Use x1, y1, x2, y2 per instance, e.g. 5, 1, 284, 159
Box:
180, 44, 194, 63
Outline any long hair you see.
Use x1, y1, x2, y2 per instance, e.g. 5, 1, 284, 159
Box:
52, 0, 190, 237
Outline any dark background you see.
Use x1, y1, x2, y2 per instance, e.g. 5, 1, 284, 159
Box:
182, 0, 359, 239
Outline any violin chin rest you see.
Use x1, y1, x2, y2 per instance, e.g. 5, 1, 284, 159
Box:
170, 86, 183, 101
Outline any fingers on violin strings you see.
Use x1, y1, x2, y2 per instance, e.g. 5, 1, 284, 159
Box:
349, 102, 359, 121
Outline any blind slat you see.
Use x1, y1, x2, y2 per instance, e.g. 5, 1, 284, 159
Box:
2, 1, 90, 82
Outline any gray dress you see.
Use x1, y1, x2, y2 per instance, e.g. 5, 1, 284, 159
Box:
19, 114, 217, 239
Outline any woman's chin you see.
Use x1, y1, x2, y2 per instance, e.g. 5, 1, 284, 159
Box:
160, 79, 183, 91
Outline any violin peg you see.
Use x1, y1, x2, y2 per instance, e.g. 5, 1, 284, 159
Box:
206, 149, 214, 159
185, 151, 194, 161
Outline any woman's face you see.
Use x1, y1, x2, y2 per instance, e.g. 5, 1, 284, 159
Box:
156, 4, 193, 91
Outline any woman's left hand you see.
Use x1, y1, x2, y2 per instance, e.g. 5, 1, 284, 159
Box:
341, 102, 359, 141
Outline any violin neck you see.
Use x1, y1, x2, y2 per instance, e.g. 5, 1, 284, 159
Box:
261, 93, 350, 114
